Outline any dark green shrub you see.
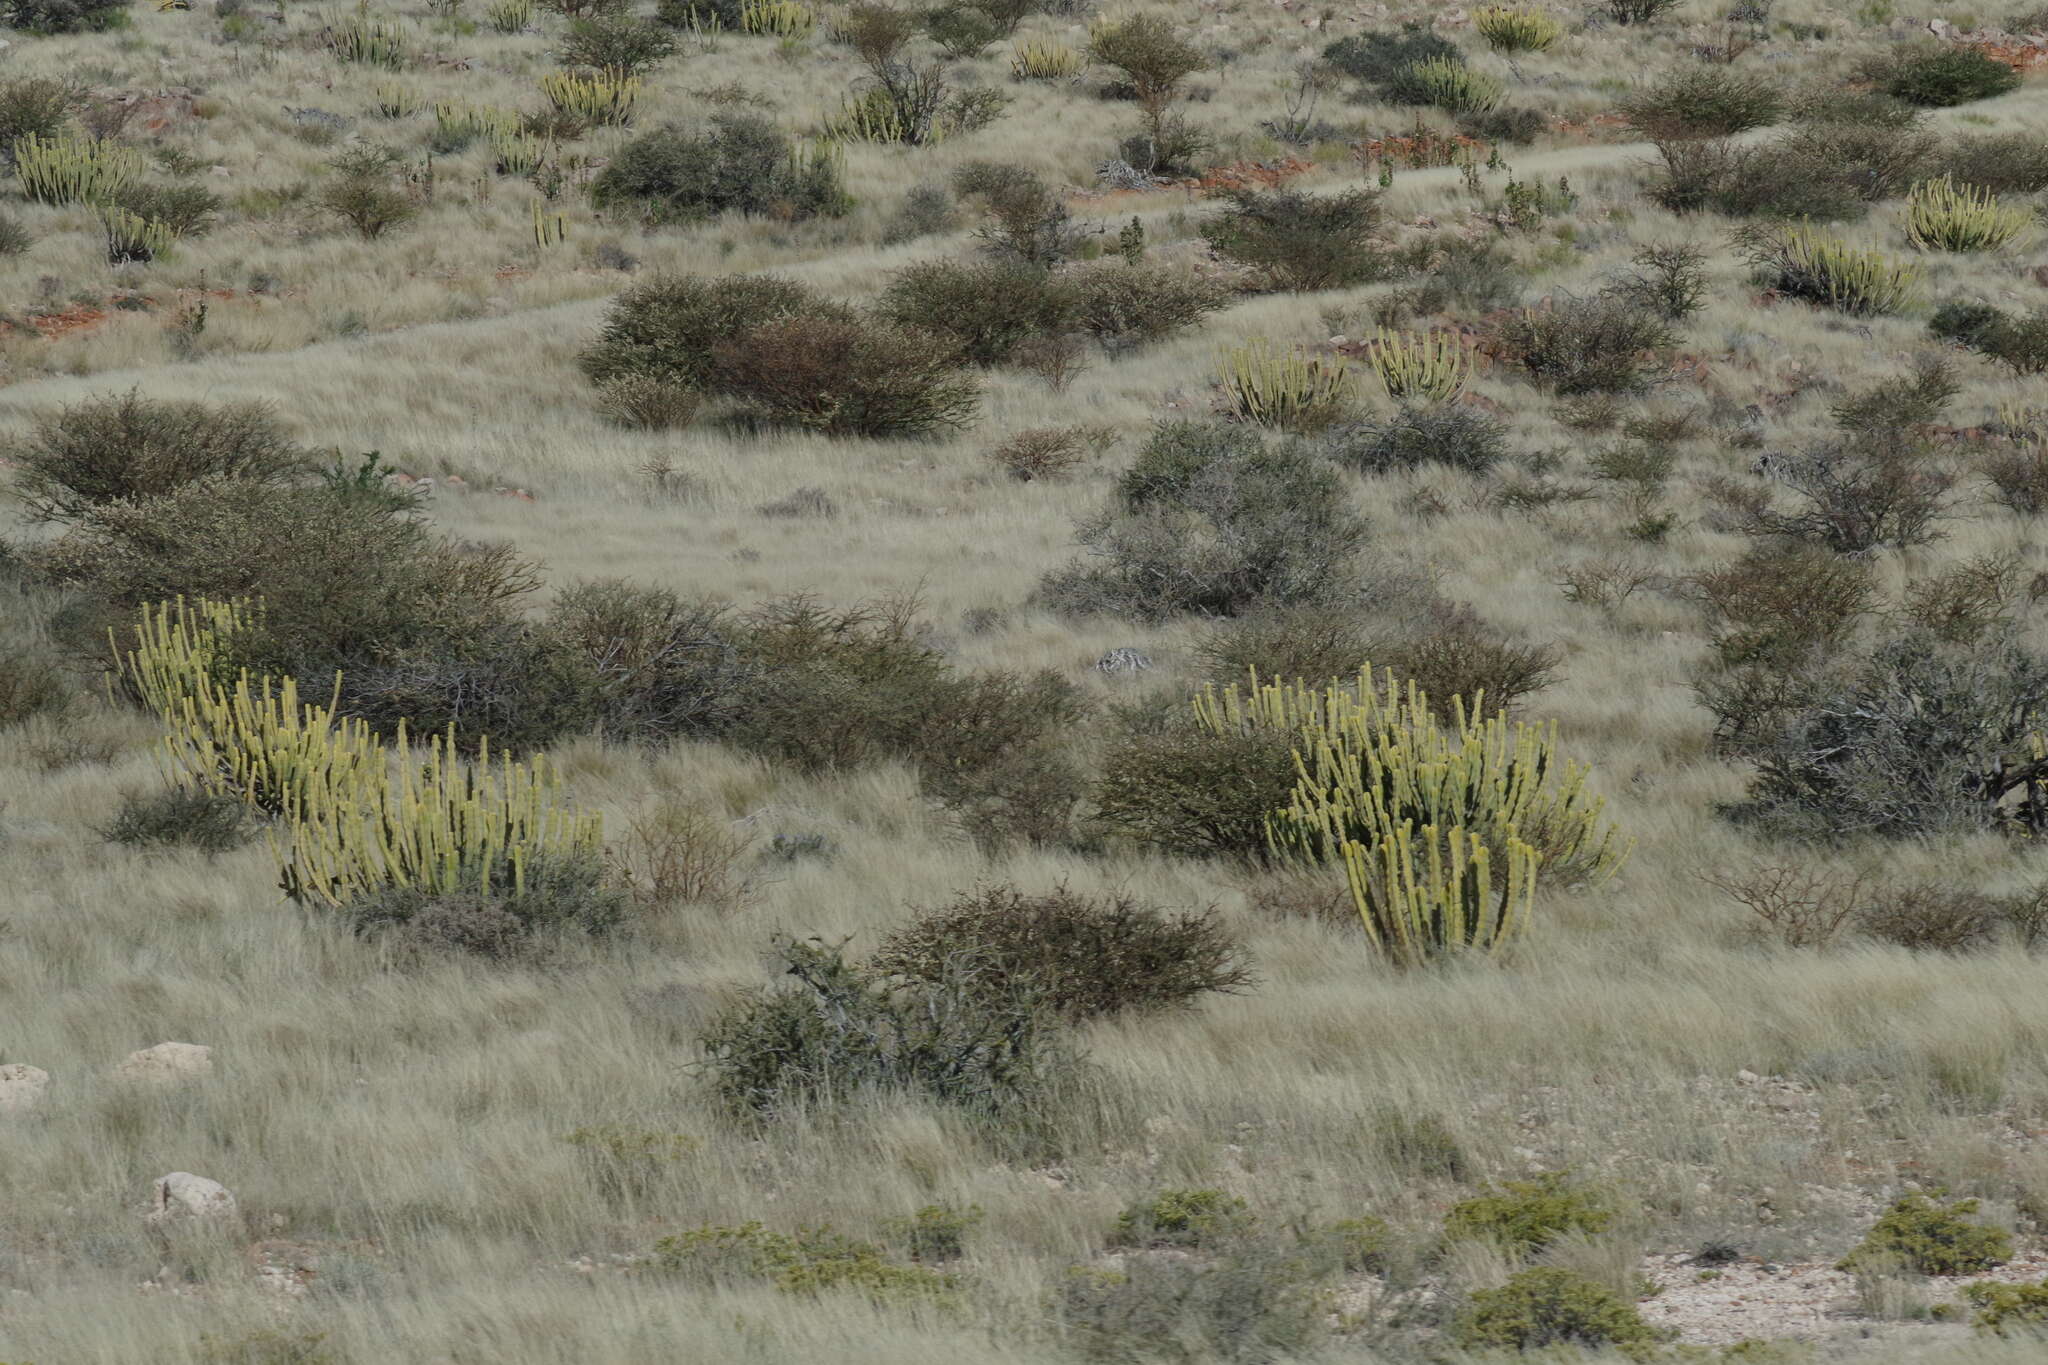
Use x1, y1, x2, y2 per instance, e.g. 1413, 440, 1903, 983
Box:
3, 0, 126, 32
1839, 1193, 2012, 1275
343, 852, 629, 958
1461, 104, 1547, 144
1774, 97, 1938, 200
560, 14, 676, 74
1443, 1172, 1613, 1253
1092, 714, 1300, 860
1060, 261, 1231, 353
1735, 633, 2048, 840
654, 0, 740, 26
1941, 132, 2048, 194
317, 143, 415, 240
1495, 297, 1674, 395
656, 1221, 955, 1300
1452, 1267, 1670, 1353
883, 1204, 982, 1263
1321, 25, 1458, 84
870, 885, 1254, 1019
1931, 299, 2048, 376
1620, 66, 1782, 139
880, 183, 956, 244
1383, 607, 1562, 716
1607, 0, 1682, 21
589, 114, 849, 224
5, 391, 306, 525
24, 481, 538, 687
876, 258, 1072, 366
1870, 43, 2021, 107
579, 273, 829, 388
697, 935, 1079, 1132
712, 312, 981, 436
1966, 1276, 2048, 1334
953, 161, 1084, 266
1200, 187, 1385, 291
101, 787, 254, 854
1690, 543, 1875, 670
1112, 1189, 1254, 1248
1041, 421, 1369, 619
545, 578, 743, 743
1313, 404, 1509, 475
923, 1, 1000, 57
0, 77, 76, 156
0, 210, 29, 256
110, 182, 223, 239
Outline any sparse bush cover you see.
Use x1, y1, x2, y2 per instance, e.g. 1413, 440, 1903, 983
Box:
1756, 436, 1953, 554
697, 935, 1078, 1133
655, 0, 741, 26
1941, 132, 2048, 195
1868, 43, 2021, 107
1620, 67, 1782, 140
1736, 633, 2048, 840
1112, 1189, 1254, 1248
344, 852, 627, 957
1931, 299, 2048, 375
317, 143, 415, 240
712, 312, 981, 437
1839, 1193, 2012, 1275
1313, 403, 1509, 475
1967, 1276, 2048, 1334
1691, 543, 1875, 670
560, 14, 677, 74
1859, 883, 2004, 953
876, 258, 1073, 366
1041, 421, 1369, 620
1443, 1172, 1614, 1253
1056, 1239, 1333, 1362
953, 161, 1085, 266
3, 0, 126, 32
0, 77, 77, 155
589, 114, 849, 224
1321, 24, 1459, 86
655, 1220, 955, 1300
1061, 261, 1231, 353
579, 273, 828, 389
1452, 1267, 1671, 1353
1495, 297, 1674, 395
870, 885, 1254, 1019
101, 786, 256, 854
1200, 187, 1384, 291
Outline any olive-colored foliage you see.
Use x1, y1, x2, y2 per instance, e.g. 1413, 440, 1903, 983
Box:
589, 114, 847, 224
1452, 1267, 1672, 1354
1443, 1171, 1614, 1253
1838, 1193, 2013, 1276
1199, 188, 1385, 291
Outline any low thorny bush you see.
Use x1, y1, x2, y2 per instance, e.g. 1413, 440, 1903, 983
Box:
1199, 187, 1385, 292
588, 113, 849, 224
1495, 296, 1675, 396
868, 884, 1255, 1020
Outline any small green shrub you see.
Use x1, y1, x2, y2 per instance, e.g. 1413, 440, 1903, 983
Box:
1839, 1193, 2013, 1275
1496, 297, 1675, 395
343, 852, 628, 958
1040, 421, 1369, 620
876, 257, 1072, 366
1313, 404, 1509, 475
923, 1, 1000, 57
1092, 712, 1299, 861
883, 1204, 982, 1263
546, 578, 743, 743
1199, 187, 1385, 291
1941, 132, 2048, 194
1931, 299, 2048, 376
1967, 1276, 2048, 1334
1321, 25, 1459, 85
1061, 261, 1231, 354
101, 787, 254, 854
655, 0, 740, 26
579, 273, 827, 389
869, 884, 1254, 1020
0, 77, 77, 154
696, 936, 1079, 1133
1443, 1172, 1613, 1253
1451, 1267, 1671, 1353
713, 312, 981, 437
0, 652, 69, 730
559, 14, 677, 74
1113, 1189, 1254, 1248
953, 161, 1085, 266
1620, 67, 1782, 139
1368, 1104, 1471, 1180
317, 143, 416, 240
589, 114, 848, 224
655, 1221, 956, 1300
3, 0, 127, 32
1869, 43, 2021, 107
4, 390, 306, 525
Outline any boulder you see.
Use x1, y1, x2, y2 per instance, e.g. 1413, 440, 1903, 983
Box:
115, 1042, 213, 1086
147, 1172, 238, 1224
0, 1063, 50, 1114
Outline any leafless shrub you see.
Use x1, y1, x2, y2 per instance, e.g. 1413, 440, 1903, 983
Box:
616, 797, 757, 912
1704, 863, 1865, 949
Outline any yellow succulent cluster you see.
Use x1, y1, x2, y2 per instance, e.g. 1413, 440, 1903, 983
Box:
123, 598, 603, 908
540, 71, 641, 126
1905, 175, 2032, 253
1215, 338, 1355, 430
1770, 226, 1921, 315
12, 133, 143, 207
741, 0, 814, 37
1010, 38, 1085, 80
1195, 670, 1626, 964
1474, 5, 1564, 51
1363, 327, 1471, 403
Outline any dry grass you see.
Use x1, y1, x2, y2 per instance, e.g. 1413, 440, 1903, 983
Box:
3, 0, 2048, 1358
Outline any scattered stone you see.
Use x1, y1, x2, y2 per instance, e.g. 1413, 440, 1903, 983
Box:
147, 1172, 237, 1225
0, 1063, 50, 1114
115, 1042, 213, 1086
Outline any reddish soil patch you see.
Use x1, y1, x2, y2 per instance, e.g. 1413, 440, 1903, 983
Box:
1352, 129, 1486, 169
1185, 156, 1314, 192
1967, 38, 2048, 70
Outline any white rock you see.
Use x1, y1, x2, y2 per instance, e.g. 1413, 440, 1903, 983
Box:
115, 1042, 213, 1086
147, 1173, 237, 1224
0, 1063, 50, 1114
